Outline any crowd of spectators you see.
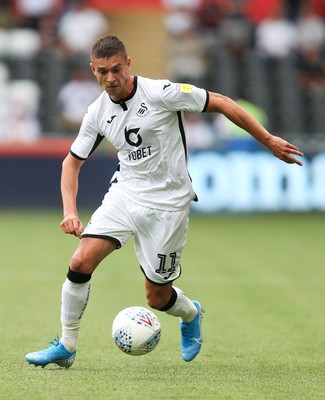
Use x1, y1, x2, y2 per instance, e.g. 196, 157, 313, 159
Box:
0, 0, 109, 142
163, 0, 325, 151
0, 0, 325, 152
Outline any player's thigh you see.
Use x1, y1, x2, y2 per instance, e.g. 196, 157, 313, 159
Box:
134, 205, 190, 284
70, 237, 117, 274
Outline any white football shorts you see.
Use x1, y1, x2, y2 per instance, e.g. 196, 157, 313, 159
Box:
82, 191, 190, 284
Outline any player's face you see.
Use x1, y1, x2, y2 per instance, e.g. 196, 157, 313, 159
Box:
91, 54, 132, 101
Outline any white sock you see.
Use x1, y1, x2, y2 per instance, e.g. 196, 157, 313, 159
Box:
165, 286, 197, 323
60, 278, 91, 352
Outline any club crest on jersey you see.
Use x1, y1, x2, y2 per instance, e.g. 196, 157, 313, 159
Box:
136, 102, 149, 117
176, 83, 193, 93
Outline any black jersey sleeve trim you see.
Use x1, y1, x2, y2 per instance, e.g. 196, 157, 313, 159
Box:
70, 133, 104, 160
89, 134, 105, 156
177, 111, 187, 161
202, 90, 209, 112
70, 150, 86, 161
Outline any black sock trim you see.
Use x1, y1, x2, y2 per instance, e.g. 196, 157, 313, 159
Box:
158, 287, 178, 312
67, 267, 92, 283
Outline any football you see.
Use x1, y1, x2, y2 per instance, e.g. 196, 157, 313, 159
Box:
112, 306, 161, 356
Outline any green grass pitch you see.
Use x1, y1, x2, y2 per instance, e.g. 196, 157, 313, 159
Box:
1, 210, 324, 399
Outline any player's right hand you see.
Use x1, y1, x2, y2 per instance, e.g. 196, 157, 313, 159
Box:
60, 215, 84, 238
265, 135, 304, 166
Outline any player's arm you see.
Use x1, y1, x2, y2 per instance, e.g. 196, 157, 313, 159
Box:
60, 153, 85, 238
206, 92, 304, 166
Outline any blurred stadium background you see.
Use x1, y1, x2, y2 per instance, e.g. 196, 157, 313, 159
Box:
0, 0, 324, 212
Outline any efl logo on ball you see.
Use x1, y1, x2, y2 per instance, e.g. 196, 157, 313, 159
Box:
112, 306, 161, 356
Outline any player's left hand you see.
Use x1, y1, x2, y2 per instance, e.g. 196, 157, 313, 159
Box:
265, 135, 304, 166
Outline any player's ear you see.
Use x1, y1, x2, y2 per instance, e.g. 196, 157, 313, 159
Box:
126, 57, 131, 70
90, 62, 96, 75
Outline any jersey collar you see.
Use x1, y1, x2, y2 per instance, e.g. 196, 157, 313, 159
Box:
109, 76, 138, 111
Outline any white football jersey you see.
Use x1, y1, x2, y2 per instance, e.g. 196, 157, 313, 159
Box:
70, 76, 209, 210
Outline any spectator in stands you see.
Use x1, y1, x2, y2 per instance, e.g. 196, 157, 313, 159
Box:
37, 12, 60, 54
295, 2, 325, 94
195, 0, 223, 42
0, 80, 41, 142
164, 6, 208, 87
255, 2, 298, 60
218, 0, 255, 58
296, 45, 325, 94
296, 2, 325, 54
57, 64, 102, 133
163, 0, 199, 37
12, 0, 63, 30
57, 0, 109, 57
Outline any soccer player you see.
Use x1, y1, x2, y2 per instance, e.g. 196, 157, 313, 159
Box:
25, 35, 303, 368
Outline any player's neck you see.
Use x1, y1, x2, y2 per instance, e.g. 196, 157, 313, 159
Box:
110, 76, 135, 102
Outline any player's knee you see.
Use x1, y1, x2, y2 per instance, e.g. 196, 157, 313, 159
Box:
70, 254, 95, 275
